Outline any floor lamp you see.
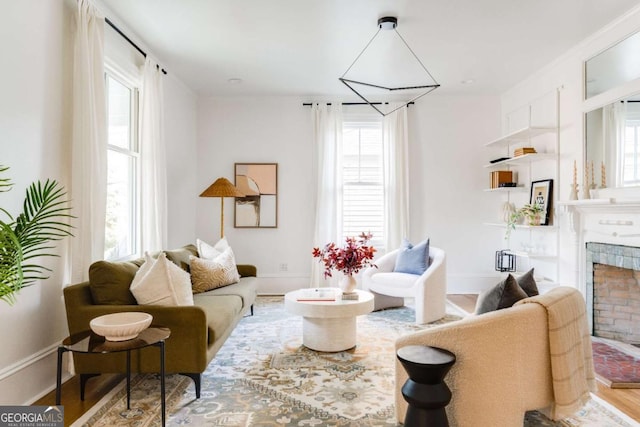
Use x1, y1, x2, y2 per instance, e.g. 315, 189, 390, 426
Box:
199, 177, 245, 238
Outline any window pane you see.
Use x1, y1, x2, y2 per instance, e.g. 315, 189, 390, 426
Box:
105, 150, 135, 259
342, 121, 384, 248
107, 76, 132, 150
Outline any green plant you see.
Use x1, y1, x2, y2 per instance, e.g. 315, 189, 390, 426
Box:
0, 166, 73, 305
505, 203, 544, 239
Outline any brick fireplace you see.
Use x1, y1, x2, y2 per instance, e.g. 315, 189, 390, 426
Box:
586, 242, 640, 344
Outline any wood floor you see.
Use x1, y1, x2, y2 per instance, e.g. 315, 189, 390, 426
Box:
35, 294, 640, 425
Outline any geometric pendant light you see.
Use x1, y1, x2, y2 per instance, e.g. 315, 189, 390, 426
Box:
339, 17, 440, 116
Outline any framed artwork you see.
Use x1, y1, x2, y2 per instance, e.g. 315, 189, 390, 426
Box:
530, 179, 553, 225
234, 163, 278, 228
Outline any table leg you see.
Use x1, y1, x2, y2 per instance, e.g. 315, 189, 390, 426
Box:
55, 347, 65, 405
159, 341, 166, 427
126, 350, 131, 410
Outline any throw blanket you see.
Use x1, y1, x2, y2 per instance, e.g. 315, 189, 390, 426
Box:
516, 286, 597, 420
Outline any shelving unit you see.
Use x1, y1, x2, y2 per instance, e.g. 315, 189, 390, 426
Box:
483, 91, 561, 288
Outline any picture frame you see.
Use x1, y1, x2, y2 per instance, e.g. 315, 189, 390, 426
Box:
530, 179, 553, 226
234, 163, 278, 228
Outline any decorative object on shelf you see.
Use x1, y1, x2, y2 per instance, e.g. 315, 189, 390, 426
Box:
0, 166, 74, 305
495, 250, 516, 272
506, 203, 545, 239
490, 170, 513, 189
339, 16, 439, 117
89, 312, 153, 341
513, 147, 537, 157
530, 179, 553, 225
601, 161, 606, 189
501, 201, 516, 223
570, 160, 579, 200
200, 177, 245, 238
489, 157, 511, 164
582, 165, 591, 200
312, 233, 376, 293
234, 163, 278, 229
590, 161, 597, 190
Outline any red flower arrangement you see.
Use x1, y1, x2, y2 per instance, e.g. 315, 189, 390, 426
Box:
312, 232, 377, 278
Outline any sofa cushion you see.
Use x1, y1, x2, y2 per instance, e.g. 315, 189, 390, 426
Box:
164, 244, 198, 272
370, 272, 418, 289
130, 252, 194, 306
197, 237, 230, 260
88, 260, 140, 305
394, 238, 430, 275
194, 294, 242, 345
190, 249, 240, 293
517, 268, 539, 297
475, 274, 527, 315
200, 277, 258, 308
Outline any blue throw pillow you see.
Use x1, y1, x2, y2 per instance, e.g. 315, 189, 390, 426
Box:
393, 238, 430, 275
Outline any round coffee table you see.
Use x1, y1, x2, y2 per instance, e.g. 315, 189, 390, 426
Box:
284, 289, 374, 352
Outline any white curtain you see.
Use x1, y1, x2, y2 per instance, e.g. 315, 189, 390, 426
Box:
382, 104, 409, 251
70, 0, 107, 283
603, 101, 626, 187
140, 57, 168, 252
311, 103, 343, 287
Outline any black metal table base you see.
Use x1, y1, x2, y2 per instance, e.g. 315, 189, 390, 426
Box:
56, 340, 167, 427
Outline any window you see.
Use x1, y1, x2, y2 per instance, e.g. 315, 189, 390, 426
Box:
104, 73, 139, 260
623, 117, 640, 186
342, 118, 385, 249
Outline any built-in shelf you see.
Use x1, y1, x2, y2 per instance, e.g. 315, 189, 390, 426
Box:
483, 186, 526, 193
484, 126, 556, 148
483, 222, 558, 230
502, 250, 557, 259
484, 152, 557, 168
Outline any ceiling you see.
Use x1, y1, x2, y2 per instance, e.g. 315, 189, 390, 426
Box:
101, 0, 640, 99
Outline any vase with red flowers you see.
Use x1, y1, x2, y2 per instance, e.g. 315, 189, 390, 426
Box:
312, 232, 377, 293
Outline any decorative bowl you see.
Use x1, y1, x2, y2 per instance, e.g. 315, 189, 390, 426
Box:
90, 312, 153, 341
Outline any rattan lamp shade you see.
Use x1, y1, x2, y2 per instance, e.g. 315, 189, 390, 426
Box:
199, 177, 245, 238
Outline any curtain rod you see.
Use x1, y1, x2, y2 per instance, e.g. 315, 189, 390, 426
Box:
105, 17, 167, 75
302, 102, 414, 106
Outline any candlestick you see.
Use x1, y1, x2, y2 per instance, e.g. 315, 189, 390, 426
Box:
590, 161, 596, 189
583, 166, 591, 199
601, 162, 606, 188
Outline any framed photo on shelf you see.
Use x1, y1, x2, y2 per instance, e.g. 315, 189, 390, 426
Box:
530, 179, 553, 225
234, 163, 278, 228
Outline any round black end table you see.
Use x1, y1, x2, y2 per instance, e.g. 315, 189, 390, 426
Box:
56, 327, 170, 426
397, 345, 456, 427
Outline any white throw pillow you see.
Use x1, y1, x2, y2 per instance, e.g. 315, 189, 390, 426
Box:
190, 248, 240, 293
130, 252, 194, 306
197, 237, 230, 260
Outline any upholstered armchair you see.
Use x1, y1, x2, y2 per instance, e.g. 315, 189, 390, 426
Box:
394, 286, 595, 426
362, 246, 446, 324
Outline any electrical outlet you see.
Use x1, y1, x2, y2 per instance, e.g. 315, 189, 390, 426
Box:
279, 263, 288, 272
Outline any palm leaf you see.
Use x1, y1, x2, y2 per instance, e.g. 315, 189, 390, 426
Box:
0, 174, 73, 305
0, 165, 13, 193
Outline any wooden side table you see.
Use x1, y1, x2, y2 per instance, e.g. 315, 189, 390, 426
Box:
397, 345, 456, 427
56, 327, 171, 426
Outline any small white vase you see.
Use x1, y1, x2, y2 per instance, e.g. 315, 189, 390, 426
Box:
340, 275, 357, 294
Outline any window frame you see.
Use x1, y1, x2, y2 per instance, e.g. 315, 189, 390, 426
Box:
104, 67, 141, 261
341, 116, 385, 250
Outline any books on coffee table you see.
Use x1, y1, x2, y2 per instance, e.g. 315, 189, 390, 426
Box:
296, 288, 340, 301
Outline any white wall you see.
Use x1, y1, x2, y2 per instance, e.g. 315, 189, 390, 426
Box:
500, 6, 640, 288
196, 95, 501, 294
0, 0, 73, 404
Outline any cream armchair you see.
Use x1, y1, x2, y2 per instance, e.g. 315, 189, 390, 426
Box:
394, 286, 595, 426
362, 246, 446, 324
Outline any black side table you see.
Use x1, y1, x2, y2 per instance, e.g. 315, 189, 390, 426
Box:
56, 327, 171, 426
397, 345, 456, 427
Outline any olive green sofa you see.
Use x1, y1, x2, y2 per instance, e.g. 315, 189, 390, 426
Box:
62, 244, 257, 399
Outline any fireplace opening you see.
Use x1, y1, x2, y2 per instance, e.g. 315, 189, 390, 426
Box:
592, 263, 640, 344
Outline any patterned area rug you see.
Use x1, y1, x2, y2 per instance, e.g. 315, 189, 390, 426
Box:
73, 297, 639, 426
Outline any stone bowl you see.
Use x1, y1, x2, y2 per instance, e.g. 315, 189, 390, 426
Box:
90, 312, 153, 341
